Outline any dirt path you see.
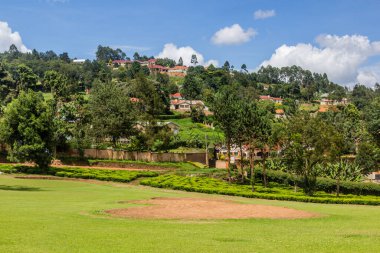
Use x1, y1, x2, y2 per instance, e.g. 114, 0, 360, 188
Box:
106, 197, 318, 220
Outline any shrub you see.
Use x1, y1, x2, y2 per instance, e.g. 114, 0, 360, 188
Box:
141, 175, 380, 206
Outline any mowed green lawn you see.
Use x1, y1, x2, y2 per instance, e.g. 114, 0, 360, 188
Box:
1, 175, 379, 253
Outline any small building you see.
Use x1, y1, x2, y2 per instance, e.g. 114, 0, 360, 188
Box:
259, 95, 283, 104
170, 92, 183, 100
168, 66, 188, 77
275, 109, 285, 119
73, 59, 86, 64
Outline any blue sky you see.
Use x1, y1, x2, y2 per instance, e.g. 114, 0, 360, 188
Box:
1, 0, 380, 86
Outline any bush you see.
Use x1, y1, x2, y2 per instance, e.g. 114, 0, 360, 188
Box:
252, 167, 380, 196
141, 174, 380, 206
0, 165, 158, 183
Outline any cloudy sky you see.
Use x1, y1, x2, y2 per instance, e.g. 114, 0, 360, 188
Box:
1, 0, 380, 87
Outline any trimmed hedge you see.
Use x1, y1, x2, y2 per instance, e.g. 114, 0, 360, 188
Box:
0, 165, 158, 183
254, 168, 380, 196
141, 174, 380, 206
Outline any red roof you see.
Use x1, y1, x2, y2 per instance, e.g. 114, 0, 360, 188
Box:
170, 66, 188, 70
259, 95, 282, 101
130, 97, 140, 103
148, 64, 168, 70
148, 59, 156, 62
275, 109, 284, 114
170, 92, 182, 99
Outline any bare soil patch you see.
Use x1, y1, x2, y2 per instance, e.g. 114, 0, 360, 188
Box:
106, 197, 318, 220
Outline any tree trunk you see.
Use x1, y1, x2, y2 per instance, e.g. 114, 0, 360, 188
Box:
336, 178, 340, 197
249, 147, 255, 192
239, 142, 244, 183
227, 137, 231, 182
262, 149, 268, 188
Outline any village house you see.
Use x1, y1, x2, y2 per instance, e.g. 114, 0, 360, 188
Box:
275, 109, 285, 119
110, 59, 188, 76
259, 95, 283, 104
169, 92, 183, 100
320, 98, 348, 106
167, 65, 188, 77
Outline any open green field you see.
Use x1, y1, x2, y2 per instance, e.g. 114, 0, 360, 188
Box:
1, 174, 380, 253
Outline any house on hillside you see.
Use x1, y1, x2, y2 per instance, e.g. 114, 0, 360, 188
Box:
167, 66, 188, 77
259, 95, 283, 104
170, 92, 183, 100
170, 99, 211, 114
275, 109, 285, 119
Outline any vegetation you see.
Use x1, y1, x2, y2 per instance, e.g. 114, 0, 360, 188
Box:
0, 164, 157, 182
140, 174, 380, 205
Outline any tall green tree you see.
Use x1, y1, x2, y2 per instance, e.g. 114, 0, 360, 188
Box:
0, 90, 55, 169
283, 113, 341, 195
213, 86, 239, 179
88, 81, 136, 147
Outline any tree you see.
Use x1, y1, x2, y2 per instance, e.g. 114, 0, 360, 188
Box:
283, 113, 341, 195
190, 104, 205, 123
88, 81, 136, 147
96, 45, 126, 62
13, 64, 38, 92
133, 52, 140, 61
156, 58, 176, 68
182, 74, 203, 100
364, 97, 380, 146
0, 90, 55, 169
59, 52, 71, 63
241, 64, 247, 72
43, 70, 70, 100
223, 61, 230, 71
178, 57, 183, 66
213, 86, 239, 179
190, 54, 198, 66
351, 84, 374, 110
239, 100, 272, 190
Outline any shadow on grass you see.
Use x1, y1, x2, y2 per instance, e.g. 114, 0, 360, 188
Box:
0, 185, 42, 191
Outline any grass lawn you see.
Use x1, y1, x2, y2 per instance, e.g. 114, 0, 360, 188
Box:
1, 175, 380, 252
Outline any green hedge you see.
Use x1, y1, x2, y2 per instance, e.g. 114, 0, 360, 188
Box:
0, 165, 158, 183
141, 174, 380, 206
253, 168, 380, 196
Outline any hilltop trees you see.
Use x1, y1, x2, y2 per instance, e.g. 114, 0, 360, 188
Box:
0, 90, 55, 170
96, 45, 126, 62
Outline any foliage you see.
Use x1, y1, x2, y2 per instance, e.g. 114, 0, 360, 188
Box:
0, 90, 55, 169
141, 174, 380, 205
88, 81, 136, 147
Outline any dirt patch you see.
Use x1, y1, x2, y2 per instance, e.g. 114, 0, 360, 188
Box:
106, 197, 318, 220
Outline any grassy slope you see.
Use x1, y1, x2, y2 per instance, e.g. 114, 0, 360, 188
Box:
1, 175, 380, 253
170, 118, 224, 144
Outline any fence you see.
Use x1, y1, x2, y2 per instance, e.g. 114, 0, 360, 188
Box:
62, 149, 207, 164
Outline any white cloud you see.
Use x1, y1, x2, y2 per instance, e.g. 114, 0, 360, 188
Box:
260, 34, 380, 86
156, 43, 218, 67
357, 64, 380, 87
254, 9, 276, 20
211, 24, 256, 45
0, 21, 29, 53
